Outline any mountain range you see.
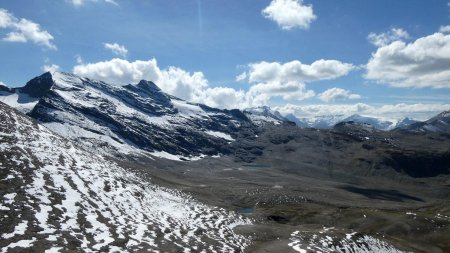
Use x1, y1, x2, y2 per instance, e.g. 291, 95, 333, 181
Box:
1, 71, 450, 252
1, 72, 263, 160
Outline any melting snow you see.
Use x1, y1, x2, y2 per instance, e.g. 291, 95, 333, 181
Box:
0, 105, 252, 252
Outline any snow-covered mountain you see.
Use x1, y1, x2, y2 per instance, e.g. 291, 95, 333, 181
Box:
286, 113, 418, 131
1, 72, 256, 159
0, 76, 43, 113
340, 114, 395, 131
284, 114, 347, 129
243, 106, 290, 125
393, 117, 419, 129
0, 101, 251, 252
399, 110, 450, 133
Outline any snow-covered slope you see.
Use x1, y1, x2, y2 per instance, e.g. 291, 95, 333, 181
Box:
5, 72, 254, 159
286, 114, 346, 129
399, 110, 450, 134
0, 101, 251, 252
244, 106, 290, 125
0, 90, 39, 113
340, 114, 395, 131
285, 113, 418, 131
393, 117, 419, 129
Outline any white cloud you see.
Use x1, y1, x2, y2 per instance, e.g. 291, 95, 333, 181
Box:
262, 0, 316, 30
439, 25, 450, 33
42, 64, 60, 73
0, 9, 56, 50
275, 103, 450, 121
366, 32, 450, 88
367, 28, 409, 47
200, 87, 247, 109
103, 42, 128, 57
159, 66, 208, 102
235, 72, 247, 82
248, 81, 315, 101
247, 60, 354, 83
73, 58, 161, 85
73, 58, 209, 103
70, 0, 118, 7
75, 54, 84, 64
72, 57, 271, 109
235, 59, 353, 103
318, 87, 361, 102
72, 57, 356, 110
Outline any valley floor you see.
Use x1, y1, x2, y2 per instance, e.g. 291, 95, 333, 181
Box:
126, 155, 450, 253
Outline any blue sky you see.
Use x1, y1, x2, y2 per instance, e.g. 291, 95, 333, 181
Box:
1, 0, 450, 120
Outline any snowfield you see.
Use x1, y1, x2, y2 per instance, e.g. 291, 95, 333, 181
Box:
0, 103, 251, 252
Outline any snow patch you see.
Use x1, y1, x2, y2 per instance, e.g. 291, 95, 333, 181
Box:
205, 130, 235, 141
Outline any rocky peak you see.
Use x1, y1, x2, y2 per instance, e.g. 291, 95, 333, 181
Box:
136, 80, 161, 92
0, 83, 11, 93
20, 72, 54, 98
435, 110, 450, 119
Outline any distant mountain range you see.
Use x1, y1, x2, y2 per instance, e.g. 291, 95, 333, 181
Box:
397, 110, 450, 134
0, 71, 449, 161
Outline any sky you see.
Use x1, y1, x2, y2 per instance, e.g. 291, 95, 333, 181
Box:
1, 0, 450, 121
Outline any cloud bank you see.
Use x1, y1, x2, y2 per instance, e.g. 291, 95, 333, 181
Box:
275, 103, 450, 121
366, 32, 450, 88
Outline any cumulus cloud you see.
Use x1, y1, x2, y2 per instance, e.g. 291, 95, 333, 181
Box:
248, 81, 315, 101
367, 28, 409, 47
247, 60, 354, 83
103, 42, 128, 57
365, 32, 450, 88
275, 103, 450, 121
159, 66, 208, 102
439, 25, 450, 33
318, 87, 361, 102
73, 58, 211, 103
200, 87, 247, 109
72, 57, 356, 109
235, 72, 247, 82
74, 58, 162, 85
235, 59, 353, 104
72, 57, 274, 109
0, 9, 56, 50
42, 64, 60, 73
262, 0, 316, 30
70, 0, 118, 7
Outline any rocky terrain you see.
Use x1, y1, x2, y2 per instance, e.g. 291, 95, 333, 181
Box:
0, 102, 251, 252
1, 72, 450, 252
